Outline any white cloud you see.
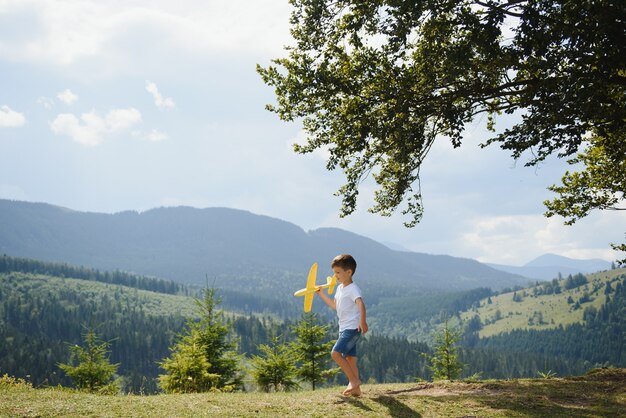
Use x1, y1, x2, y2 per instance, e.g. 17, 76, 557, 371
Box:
0, 105, 26, 127
56, 89, 78, 105
462, 215, 546, 264
145, 80, 175, 109
0, 1, 293, 75
105, 107, 141, 131
50, 107, 141, 146
37, 96, 54, 109
132, 128, 168, 142
50, 112, 105, 146
460, 213, 623, 265
145, 129, 167, 141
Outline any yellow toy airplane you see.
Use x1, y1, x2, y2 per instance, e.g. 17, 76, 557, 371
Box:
294, 262, 337, 312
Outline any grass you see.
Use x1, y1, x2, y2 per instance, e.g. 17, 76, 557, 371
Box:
460, 269, 625, 337
1, 368, 625, 417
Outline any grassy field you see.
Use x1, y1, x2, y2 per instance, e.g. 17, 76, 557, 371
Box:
1, 368, 625, 417
460, 269, 625, 338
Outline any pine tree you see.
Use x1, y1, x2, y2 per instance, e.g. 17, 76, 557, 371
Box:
158, 287, 242, 393
291, 313, 339, 390
428, 318, 464, 381
58, 328, 120, 394
158, 330, 219, 393
250, 335, 299, 392
191, 287, 243, 391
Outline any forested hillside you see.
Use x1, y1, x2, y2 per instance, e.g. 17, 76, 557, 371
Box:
0, 257, 432, 393
2, 256, 623, 394
461, 269, 624, 337
0, 270, 192, 392
459, 269, 626, 376
0, 255, 185, 295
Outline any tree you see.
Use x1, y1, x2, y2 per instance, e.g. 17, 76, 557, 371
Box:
191, 287, 243, 390
258, 0, 625, 228
250, 335, 300, 392
544, 135, 626, 262
428, 319, 464, 381
58, 327, 120, 394
291, 313, 339, 390
158, 330, 219, 393
158, 287, 243, 393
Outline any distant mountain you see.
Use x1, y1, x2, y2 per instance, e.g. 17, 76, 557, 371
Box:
0, 199, 526, 293
381, 241, 413, 252
526, 253, 612, 271
487, 253, 612, 281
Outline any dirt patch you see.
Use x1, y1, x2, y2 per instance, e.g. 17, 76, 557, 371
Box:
385, 382, 496, 397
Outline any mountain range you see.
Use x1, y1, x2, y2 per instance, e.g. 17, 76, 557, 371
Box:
0, 199, 609, 293
487, 253, 612, 281
0, 199, 527, 291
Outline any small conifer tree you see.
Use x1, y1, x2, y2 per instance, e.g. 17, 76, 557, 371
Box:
158, 330, 219, 393
58, 328, 120, 394
291, 313, 339, 390
158, 287, 242, 393
428, 318, 463, 381
250, 335, 299, 392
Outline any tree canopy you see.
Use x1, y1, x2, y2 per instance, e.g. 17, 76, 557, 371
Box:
544, 133, 626, 262
258, 0, 625, 227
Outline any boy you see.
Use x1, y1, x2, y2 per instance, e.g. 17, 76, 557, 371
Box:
316, 254, 368, 396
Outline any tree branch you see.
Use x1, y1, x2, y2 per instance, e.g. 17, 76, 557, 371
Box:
474, 0, 526, 18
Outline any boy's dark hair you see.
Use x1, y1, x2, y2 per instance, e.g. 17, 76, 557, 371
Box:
331, 254, 357, 274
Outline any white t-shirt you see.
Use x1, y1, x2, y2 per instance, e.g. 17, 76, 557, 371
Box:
335, 282, 363, 331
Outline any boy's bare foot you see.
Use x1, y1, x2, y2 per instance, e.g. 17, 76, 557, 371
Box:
342, 381, 361, 396
347, 385, 361, 397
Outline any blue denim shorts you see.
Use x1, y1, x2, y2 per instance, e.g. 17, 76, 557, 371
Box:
332, 328, 361, 357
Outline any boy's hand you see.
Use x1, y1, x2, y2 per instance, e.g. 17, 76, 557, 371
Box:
358, 322, 369, 335
315, 286, 337, 310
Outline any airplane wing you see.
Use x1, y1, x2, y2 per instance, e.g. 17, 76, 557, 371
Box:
303, 262, 317, 312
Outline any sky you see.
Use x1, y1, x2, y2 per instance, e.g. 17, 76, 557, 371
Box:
0, 0, 623, 266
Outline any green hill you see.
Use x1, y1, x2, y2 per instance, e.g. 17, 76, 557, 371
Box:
0, 269, 194, 393
454, 269, 625, 376
460, 269, 626, 338
1, 368, 624, 417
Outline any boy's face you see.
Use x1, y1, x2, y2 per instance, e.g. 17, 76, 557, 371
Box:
332, 266, 352, 284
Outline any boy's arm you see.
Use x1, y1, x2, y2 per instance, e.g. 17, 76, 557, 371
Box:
315, 288, 336, 310
356, 297, 368, 335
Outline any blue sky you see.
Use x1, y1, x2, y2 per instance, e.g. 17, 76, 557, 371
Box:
1, 1, 623, 265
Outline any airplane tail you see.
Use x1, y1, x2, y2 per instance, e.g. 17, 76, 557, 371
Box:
327, 275, 337, 295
